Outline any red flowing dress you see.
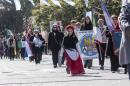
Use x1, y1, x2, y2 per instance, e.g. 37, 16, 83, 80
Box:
63, 35, 85, 76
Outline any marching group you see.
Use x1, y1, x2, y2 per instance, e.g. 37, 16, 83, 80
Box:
0, 3, 130, 80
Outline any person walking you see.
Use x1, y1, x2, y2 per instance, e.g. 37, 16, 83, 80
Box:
32, 29, 45, 64
81, 16, 93, 69
119, 1, 130, 80
48, 24, 63, 68
63, 25, 85, 76
7, 35, 15, 60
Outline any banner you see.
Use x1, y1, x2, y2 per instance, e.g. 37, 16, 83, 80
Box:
77, 30, 98, 60
40, 0, 50, 6
84, 0, 89, 7
51, 0, 62, 7
63, 0, 75, 6
13, 0, 21, 10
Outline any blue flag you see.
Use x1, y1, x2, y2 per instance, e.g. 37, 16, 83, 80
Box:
99, 0, 114, 32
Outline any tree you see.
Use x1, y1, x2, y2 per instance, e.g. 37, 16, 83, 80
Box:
32, 0, 122, 31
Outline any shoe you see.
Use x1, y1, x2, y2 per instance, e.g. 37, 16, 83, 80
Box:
111, 71, 116, 73
66, 68, 70, 74
54, 65, 57, 68
88, 66, 92, 69
124, 68, 128, 74
84, 65, 87, 68
100, 65, 104, 70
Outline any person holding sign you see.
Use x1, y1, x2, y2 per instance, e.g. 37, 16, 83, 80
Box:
63, 25, 85, 76
81, 16, 93, 69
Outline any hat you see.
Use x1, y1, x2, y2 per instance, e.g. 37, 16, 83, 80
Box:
65, 25, 74, 31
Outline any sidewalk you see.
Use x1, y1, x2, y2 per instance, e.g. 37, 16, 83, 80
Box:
0, 55, 129, 86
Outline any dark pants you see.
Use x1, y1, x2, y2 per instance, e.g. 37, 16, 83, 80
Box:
128, 64, 130, 80
52, 50, 59, 67
84, 60, 92, 68
44, 43, 48, 55
8, 47, 15, 60
96, 43, 106, 66
34, 47, 42, 64
21, 48, 25, 59
110, 55, 119, 71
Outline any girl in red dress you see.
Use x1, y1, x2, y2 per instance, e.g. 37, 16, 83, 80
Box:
63, 25, 85, 76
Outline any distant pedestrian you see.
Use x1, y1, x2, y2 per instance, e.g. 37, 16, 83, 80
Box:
7, 35, 15, 60
48, 24, 63, 68
32, 29, 45, 64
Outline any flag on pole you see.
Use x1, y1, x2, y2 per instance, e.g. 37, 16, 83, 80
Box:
40, 0, 50, 6
99, 0, 114, 31
28, 0, 35, 6
92, 8, 102, 42
51, 0, 61, 7
63, 0, 75, 6
5, 0, 12, 4
92, 9, 97, 29
13, 0, 21, 10
84, 0, 89, 7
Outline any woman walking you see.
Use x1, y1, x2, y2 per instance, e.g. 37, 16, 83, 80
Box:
81, 16, 93, 69
119, 1, 130, 80
63, 25, 85, 76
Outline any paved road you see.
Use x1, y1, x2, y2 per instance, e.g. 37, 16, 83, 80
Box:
0, 55, 129, 86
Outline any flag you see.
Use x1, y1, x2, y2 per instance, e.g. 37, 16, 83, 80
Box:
84, 0, 88, 7
13, 0, 21, 10
122, 0, 130, 6
28, 0, 35, 6
40, 0, 50, 6
63, 0, 75, 6
51, 0, 61, 7
92, 9, 102, 42
5, 0, 12, 4
99, 0, 114, 31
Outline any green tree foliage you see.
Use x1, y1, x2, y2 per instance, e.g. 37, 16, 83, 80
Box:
32, 0, 122, 31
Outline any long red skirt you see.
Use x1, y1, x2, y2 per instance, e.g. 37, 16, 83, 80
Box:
64, 51, 85, 75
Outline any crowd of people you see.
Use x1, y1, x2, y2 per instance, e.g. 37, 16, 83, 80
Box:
0, 2, 130, 80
